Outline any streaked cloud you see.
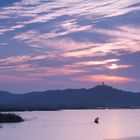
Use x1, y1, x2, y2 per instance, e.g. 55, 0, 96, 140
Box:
107, 64, 132, 70
68, 59, 120, 67
0, 75, 41, 83
0, 0, 139, 92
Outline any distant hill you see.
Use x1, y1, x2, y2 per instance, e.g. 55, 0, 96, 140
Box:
0, 85, 140, 111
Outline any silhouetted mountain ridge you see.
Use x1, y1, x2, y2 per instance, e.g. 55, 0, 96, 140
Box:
0, 85, 140, 111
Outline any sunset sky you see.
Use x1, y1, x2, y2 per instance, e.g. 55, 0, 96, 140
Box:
0, 0, 140, 93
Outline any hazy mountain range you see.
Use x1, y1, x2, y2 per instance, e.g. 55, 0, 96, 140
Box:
0, 85, 140, 111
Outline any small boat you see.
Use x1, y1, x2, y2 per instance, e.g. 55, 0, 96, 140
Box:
94, 117, 99, 124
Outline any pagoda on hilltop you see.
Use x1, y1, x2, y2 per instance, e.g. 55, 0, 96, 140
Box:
101, 81, 105, 86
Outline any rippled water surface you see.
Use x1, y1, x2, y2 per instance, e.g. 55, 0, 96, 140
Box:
0, 110, 140, 140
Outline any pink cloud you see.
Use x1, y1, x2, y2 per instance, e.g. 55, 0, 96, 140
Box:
29, 67, 87, 78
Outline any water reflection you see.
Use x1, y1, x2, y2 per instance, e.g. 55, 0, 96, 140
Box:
0, 110, 140, 140
105, 137, 140, 140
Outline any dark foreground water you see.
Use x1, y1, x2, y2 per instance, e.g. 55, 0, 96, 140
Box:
0, 109, 140, 140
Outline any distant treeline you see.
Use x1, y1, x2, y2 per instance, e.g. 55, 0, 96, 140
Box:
0, 113, 24, 123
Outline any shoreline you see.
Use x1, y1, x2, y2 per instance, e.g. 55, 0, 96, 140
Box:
1, 107, 140, 112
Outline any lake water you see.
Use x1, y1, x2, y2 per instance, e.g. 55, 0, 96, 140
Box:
0, 110, 140, 140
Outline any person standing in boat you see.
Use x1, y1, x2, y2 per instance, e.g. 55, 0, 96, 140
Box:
94, 117, 99, 124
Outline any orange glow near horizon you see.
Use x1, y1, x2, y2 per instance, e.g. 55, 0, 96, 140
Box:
74, 75, 136, 83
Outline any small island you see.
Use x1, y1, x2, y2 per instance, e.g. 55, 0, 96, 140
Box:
0, 113, 24, 123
